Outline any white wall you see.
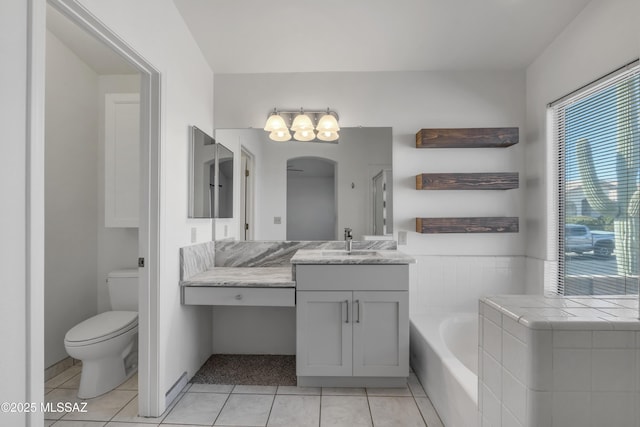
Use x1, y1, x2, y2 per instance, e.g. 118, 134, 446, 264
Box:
214, 71, 528, 312
524, 0, 640, 294
77, 0, 215, 413
0, 1, 41, 421
97, 74, 140, 312
44, 30, 100, 367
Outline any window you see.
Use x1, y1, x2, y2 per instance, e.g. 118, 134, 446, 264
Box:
550, 61, 640, 295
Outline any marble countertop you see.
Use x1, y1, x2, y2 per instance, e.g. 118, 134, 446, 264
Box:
181, 267, 294, 288
290, 249, 416, 265
482, 294, 640, 330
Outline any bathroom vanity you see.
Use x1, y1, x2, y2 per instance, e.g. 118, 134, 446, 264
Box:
179, 240, 414, 387
291, 249, 415, 387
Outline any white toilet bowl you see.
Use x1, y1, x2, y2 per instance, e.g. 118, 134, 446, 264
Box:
64, 310, 138, 398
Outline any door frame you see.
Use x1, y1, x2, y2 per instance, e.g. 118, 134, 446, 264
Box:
35, 0, 162, 417
240, 147, 255, 240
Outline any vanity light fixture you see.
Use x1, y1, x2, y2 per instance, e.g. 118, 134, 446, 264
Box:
264, 108, 340, 143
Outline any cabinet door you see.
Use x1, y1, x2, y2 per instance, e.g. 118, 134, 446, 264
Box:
296, 291, 352, 376
352, 291, 409, 377
105, 93, 139, 227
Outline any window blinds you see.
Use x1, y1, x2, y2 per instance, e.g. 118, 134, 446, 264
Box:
550, 61, 640, 296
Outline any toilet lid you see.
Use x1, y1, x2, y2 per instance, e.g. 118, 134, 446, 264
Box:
65, 311, 138, 343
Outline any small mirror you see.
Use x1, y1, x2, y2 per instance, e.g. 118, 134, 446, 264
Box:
216, 143, 234, 218
189, 126, 216, 218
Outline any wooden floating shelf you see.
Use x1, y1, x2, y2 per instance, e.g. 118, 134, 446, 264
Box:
416, 217, 519, 234
416, 173, 519, 190
416, 127, 519, 148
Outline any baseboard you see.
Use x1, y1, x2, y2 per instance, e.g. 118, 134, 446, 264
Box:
45, 357, 79, 382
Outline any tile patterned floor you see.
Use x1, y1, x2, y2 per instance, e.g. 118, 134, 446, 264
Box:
44, 365, 444, 426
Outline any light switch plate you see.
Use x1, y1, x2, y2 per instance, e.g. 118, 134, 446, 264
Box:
190, 227, 197, 243
398, 231, 407, 245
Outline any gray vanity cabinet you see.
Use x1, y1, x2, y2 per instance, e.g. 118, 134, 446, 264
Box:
295, 264, 409, 386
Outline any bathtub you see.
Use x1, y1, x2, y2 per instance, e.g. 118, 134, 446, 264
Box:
410, 311, 478, 427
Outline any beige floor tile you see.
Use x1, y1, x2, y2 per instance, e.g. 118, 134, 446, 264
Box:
267, 395, 320, 427
116, 373, 138, 391
110, 395, 163, 424
45, 365, 82, 388
214, 394, 274, 426
415, 397, 444, 427
51, 421, 106, 426
162, 392, 228, 425
320, 395, 372, 427
59, 373, 81, 389
276, 385, 321, 395
62, 389, 136, 422
366, 386, 412, 397
44, 388, 82, 420
321, 387, 366, 396
368, 396, 426, 427
408, 373, 427, 397
189, 383, 234, 393
105, 423, 159, 427
231, 385, 277, 394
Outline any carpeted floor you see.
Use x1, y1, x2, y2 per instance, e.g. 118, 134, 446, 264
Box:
190, 354, 296, 386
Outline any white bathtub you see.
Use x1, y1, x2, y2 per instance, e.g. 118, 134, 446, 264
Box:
410, 311, 478, 427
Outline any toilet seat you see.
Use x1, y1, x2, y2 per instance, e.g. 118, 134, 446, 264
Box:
65, 311, 138, 347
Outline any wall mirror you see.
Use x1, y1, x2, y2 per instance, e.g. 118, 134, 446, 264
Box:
188, 126, 234, 218
216, 143, 234, 218
214, 127, 392, 240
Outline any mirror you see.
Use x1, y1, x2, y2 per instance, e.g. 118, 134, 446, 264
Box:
188, 126, 234, 218
216, 143, 234, 218
189, 126, 216, 218
213, 127, 392, 240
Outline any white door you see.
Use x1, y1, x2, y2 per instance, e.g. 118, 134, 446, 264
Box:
296, 291, 353, 376
352, 291, 409, 377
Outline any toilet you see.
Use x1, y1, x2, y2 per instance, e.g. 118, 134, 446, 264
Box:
64, 269, 139, 399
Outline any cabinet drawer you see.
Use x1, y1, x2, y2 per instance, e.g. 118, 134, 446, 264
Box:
182, 286, 295, 306
295, 265, 408, 291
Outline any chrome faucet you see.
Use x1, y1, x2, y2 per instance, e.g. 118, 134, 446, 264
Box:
344, 227, 353, 252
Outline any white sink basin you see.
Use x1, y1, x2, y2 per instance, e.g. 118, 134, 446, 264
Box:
321, 250, 380, 257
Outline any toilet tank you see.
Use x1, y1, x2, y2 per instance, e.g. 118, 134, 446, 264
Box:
107, 269, 139, 311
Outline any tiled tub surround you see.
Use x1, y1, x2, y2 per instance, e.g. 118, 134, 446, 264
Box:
479, 294, 640, 427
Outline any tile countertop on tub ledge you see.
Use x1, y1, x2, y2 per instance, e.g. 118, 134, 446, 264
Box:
290, 249, 416, 265
180, 266, 295, 288
481, 294, 640, 330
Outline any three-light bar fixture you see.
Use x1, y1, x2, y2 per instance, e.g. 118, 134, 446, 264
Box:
263, 108, 340, 142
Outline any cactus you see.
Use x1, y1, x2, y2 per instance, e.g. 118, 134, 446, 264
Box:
575, 78, 639, 276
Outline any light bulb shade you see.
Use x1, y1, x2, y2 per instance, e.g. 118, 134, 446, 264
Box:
317, 130, 339, 142
316, 113, 340, 132
269, 130, 291, 142
290, 113, 314, 131
293, 130, 316, 142
264, 113, 287, 132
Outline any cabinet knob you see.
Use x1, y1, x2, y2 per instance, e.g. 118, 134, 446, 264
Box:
235, 294, 243, 300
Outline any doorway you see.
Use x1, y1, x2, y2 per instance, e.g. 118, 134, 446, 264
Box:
40, 0, 162, 417
286, 157, 337, 240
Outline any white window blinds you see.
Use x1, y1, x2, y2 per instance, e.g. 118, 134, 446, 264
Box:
550, 61, 640, 296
